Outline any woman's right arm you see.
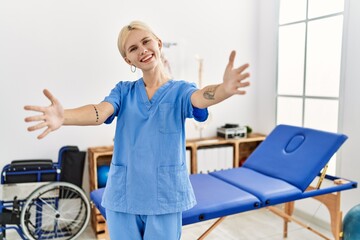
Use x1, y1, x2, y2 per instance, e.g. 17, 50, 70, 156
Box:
24, 89, 114, 139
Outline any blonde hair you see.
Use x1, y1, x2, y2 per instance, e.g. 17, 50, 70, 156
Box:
117, 21, 171, 79
118, 20, 160, 58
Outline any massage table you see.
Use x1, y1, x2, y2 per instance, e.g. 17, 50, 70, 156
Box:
90, 125, 357, 239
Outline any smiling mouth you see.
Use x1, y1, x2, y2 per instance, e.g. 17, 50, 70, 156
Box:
140, 54, 153, 63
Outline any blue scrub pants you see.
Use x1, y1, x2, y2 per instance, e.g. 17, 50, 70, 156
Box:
106, 209, 182, 240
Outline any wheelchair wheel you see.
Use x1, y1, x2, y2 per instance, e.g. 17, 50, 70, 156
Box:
20, 182, 90, 240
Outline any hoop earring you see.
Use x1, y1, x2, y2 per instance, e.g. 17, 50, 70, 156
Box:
131, 65, 136, 73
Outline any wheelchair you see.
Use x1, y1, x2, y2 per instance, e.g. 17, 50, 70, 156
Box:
0, 146, 91, 240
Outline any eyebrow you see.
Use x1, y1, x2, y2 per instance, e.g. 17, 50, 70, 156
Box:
127, 37, 150, 52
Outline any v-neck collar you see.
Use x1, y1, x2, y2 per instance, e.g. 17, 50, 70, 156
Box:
138, 78, 174, 109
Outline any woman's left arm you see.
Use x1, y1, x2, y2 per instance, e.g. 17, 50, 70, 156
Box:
191, 50, 250, 109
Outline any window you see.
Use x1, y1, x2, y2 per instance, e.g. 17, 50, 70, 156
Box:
277, 0, 345, 175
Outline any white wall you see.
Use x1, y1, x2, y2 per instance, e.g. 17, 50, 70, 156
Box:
257, 0, 360, 221
256, 0, 278, 134
0, 0, 258, 192
339, 0, 360, 214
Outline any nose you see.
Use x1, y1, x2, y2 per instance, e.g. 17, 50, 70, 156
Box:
140, 48, 148, 55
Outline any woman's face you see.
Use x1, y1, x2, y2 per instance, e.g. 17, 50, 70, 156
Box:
124, 29, 162, 72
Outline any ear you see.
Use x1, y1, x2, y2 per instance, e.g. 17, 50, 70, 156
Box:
124, 57, 132, 65
158, 39, 163, 51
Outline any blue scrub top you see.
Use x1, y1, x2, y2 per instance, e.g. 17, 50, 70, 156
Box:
101, 78, 208, 215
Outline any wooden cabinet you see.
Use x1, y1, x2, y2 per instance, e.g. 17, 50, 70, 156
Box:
186, 133, 266, 174
88, 146, 113, 240
88, 134, 265, 239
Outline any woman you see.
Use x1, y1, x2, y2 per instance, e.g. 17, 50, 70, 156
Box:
24, 20, 250, 239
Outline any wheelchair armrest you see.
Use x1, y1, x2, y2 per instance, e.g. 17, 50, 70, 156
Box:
8, 159, 54, 171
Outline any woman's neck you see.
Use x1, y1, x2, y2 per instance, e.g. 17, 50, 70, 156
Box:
142, 69, 169, 89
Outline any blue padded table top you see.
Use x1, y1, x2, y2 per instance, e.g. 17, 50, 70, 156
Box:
242, 124, 347, 191
90, 174, 261, 225
210, 167, 302, 207
90, 188, 106, 218
182, 174, 260, 225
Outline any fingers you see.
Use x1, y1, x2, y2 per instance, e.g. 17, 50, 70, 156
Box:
234, 89, 247, 95
234, 80, 249, 93
24, 105, 46, 113
237, 72, 250, 81
27, 122, 48, 132
236, 63, 250, 73
227, 51, 250, 73
232, 77, 250, 95
24, 89, 58, 139
24, 114, 45, 123
24, 89, 56, 112
27, 122, 53, 139
235, 81, 250, 89
222, 51, 251, 96
38, 128, 52, 140
226, 50, 236, 71
229, 50, 236, 64
231, 72, 250, 85
43, 89, 56, 103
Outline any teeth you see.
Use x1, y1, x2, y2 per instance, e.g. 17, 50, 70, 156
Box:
141, 55, 152, 62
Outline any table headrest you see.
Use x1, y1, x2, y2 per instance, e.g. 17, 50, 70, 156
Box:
243, 125, 347, 191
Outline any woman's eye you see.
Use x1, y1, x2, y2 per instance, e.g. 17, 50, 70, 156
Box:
129, 47, 137, 52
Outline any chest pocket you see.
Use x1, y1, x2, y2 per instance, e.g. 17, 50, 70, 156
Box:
159, 103, 181, 134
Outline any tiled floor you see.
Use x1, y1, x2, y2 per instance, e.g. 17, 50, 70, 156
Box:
5, 208, 332, 239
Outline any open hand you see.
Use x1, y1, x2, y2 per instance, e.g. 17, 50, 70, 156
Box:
223, 50, 250, 96
24, 89, 64, 139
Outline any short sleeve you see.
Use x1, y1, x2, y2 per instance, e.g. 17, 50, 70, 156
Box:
102, 82, 122, 124
193, 107, 208, 122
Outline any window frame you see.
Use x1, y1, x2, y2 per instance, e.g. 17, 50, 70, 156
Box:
275, 0, 348, 175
